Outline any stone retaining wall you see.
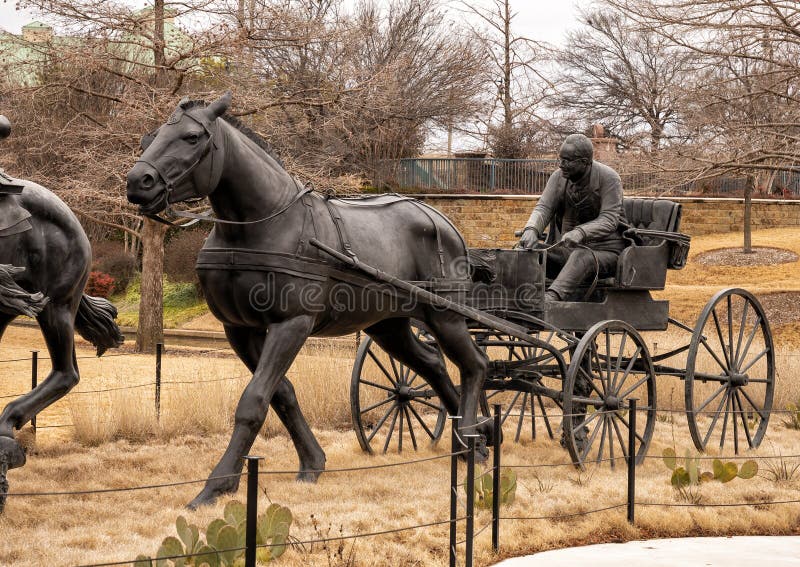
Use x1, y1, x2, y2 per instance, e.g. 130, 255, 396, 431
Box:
413, 195, 800, 248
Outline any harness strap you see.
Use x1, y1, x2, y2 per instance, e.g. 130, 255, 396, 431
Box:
408, 200, 446, 278
323, 197, 358, 262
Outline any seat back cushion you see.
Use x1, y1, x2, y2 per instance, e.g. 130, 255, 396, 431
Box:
623, 198, 682, 232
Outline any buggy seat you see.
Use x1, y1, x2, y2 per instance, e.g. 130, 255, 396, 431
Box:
612, 198, 691, 290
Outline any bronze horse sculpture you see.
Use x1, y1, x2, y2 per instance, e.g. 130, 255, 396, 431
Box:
0, 115, 124, 511
126, 93, 493, 508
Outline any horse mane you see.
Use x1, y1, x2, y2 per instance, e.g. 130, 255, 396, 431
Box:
180, 99, 284, 167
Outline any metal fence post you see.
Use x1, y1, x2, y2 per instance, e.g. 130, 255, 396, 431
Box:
30, 350, 38, 431
627, 398, 638, 525
449, 416, 461, 567
244, 456, 263, 567
492, 404, 501, 553
465, 434, 477, 567
155, 343, 162, 421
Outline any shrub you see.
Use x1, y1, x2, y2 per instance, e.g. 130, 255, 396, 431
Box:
85, 271, 115, 298
91, 240, 137, 292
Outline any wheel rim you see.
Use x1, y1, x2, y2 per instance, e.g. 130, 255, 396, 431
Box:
478, 329, 568, 443
563, 320, 656, 468
686, 288, 775, 452
350, 329, 446, 454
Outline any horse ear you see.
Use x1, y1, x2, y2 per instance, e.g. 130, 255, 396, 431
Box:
205, 91, 232, 119
140, 128, 159, 151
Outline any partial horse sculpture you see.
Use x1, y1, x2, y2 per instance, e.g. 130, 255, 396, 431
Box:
126, 93, 492, 508
0, 115, 125, 512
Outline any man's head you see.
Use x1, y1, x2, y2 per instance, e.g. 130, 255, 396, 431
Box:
558, 133, 593, 181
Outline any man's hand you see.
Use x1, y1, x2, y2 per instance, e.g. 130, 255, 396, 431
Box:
518, 226, 540, 249
560, 229, 583, 248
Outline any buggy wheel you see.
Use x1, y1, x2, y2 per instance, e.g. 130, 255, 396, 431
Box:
686, 288, 774, 453
476, 329, 568, 443
563, 320, 656, 468
350, 324, 447, 454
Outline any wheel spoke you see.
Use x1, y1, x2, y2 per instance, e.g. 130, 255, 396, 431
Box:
611, 332, 629, 394
617, 373, 650, 401
367, 350, 398, 387
366, 403, 399, 443
735, 315, 762, 369
734, 300, 750, 367
360, 395, 396, 415
596, 416, 608, 464
578, 366, 606, 398
591, 342, 607, 395
515, 392, 529, 442
571, 408, 601, 434
403, 405, 419, 451
711, 307, 732, 370
694, 384, 727, 413
740, 347, 769, 374
700, 336, 729, 374
739, 388, 768, 421
502, 391, 524, 425
734, 390, 754, 448
398, 402, 404, 452
382, 406, 401, 453
536, 394, 554, 439
359, 379, 397, 394
616, 413, 646, 445
608, 416, 616, 468
727, 295, 734, 371
611, 417, 628, 459
719, 391, 731, 450
605, 329, 613, 387
702, 389, 730, 447
409, 397, 444, 412
580, 413, 606, 461
388, 357, 403, 386
407, 402, 437, 439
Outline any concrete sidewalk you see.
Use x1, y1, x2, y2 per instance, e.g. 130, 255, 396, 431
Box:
493, 536, 800, 566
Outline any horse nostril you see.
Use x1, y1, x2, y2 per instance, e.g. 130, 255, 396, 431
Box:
141, 173, 155, 189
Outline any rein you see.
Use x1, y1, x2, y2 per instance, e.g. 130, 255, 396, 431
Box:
147, 182, 314, 228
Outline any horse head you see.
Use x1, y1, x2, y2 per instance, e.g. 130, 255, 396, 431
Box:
126, 92, 231, 214
0, 115, 11, 140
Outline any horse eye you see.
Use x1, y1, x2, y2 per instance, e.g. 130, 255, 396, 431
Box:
185, 134, 200, 145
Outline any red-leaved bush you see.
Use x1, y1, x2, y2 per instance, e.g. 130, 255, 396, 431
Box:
85, 271, 116, 298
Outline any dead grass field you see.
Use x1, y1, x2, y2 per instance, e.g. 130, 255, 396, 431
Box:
1, 227, 800, 566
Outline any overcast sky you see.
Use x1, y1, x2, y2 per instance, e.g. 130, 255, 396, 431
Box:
0, 1, 583, 45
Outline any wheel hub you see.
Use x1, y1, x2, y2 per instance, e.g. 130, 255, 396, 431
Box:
729, 372, 749, 387
604, 396, 621, 411
397, 385, 412, 402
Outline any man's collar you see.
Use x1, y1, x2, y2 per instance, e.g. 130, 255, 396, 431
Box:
569, 161, 593, 189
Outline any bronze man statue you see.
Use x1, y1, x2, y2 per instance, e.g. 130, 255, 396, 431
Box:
519, 133, 626, 301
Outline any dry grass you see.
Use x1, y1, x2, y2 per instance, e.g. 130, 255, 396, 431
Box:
2, 226, 800, 565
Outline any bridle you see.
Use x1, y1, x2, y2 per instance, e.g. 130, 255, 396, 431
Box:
136, 109, 312, 228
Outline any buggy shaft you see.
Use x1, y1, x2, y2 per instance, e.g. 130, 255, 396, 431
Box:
309, 238, 546, 346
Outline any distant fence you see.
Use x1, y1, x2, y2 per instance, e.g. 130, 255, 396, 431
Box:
379, 158, 800, 196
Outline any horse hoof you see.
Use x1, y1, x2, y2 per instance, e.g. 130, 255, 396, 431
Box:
0, 436, 25, 470
187, 490, 218, 510
296, 470, 321, 483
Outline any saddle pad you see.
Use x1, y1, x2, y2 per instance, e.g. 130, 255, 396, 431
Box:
0, 196, 32, 235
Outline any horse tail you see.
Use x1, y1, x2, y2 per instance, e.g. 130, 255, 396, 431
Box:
75, 294, 125, 356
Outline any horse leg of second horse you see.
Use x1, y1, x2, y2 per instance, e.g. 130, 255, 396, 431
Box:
224, 325, 326, 483
0, 305, 78, 438
188, 315, 315, 509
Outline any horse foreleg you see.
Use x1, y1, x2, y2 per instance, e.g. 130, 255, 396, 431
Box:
189, 315, 314, 509
0, 305, 78, 439
223, 326, 326, 483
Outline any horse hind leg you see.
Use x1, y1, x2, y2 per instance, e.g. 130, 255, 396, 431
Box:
0, 304, 79, 439
365, 318, 460, 418
422, 311, 492, 459
223, 326, 326, 483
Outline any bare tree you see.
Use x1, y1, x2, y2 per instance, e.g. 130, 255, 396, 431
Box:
606, 0, 800, 251
458, 0, 555, 157
555, 7, 695, 151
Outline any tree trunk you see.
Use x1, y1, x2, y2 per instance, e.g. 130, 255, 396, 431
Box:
136, 217, 167, 352
502, 0, 512, 127
743, 174, 754, 254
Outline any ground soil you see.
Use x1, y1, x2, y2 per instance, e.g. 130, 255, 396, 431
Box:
695, 246, 799, 267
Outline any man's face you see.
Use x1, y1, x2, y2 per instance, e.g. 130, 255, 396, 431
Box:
558, 144, 591, 181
